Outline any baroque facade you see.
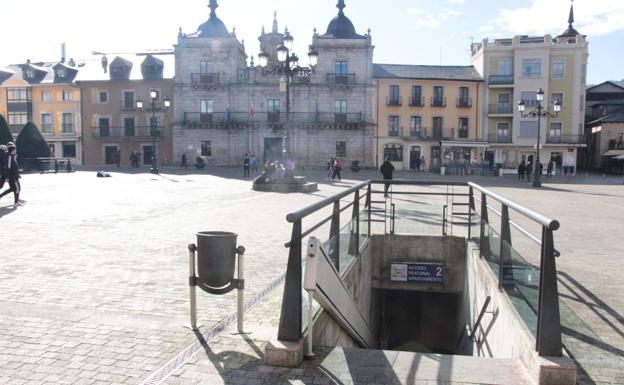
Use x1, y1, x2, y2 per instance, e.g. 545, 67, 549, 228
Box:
173, 0, 375, 168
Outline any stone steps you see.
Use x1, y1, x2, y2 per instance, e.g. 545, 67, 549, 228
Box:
317, 346, 534, 385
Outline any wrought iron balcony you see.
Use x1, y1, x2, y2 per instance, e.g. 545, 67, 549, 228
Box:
191, 73, 220, 87
61, 124, 74, 134
546, 135, 585, 144
488, 133, 513, 143
488, 104, 513, 114
456, 98, 472, 108
386, 96, 402, 107
489, 75, 514, 85
430, 97, 447, 107
326, 73, 356, 86
409, 96, 425, 107
182, 111, 365, 128
92, 126, 163, 138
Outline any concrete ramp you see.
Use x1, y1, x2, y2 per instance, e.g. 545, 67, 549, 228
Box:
319, 346, 533, 385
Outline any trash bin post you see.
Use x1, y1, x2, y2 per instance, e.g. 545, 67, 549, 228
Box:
236, 245, 246, 334
188, 243, 198, 330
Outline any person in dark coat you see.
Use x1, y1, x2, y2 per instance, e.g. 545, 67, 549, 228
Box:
547, 159, 554, 178
518, 160, 526, 180
0, 142, 22, 207
526, 160, 533, 182
181, 153, 188, 169
380, 157, 395, 198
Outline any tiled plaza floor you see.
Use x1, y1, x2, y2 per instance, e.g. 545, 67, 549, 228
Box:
0, 166, 622, 384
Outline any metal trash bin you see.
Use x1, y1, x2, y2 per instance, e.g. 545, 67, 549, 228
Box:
196, 231, 237, 288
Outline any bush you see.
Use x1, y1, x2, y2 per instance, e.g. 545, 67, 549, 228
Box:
16, 122, 50, 159
0, 115, 13, 145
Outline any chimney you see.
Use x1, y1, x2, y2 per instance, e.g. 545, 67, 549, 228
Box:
68, 58, 76, 67
61, 43, 66, 63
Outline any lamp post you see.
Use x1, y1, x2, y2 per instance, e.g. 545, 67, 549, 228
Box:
518, 88, 561, 187
258, 33, 318, 158
137, 89, 171, 174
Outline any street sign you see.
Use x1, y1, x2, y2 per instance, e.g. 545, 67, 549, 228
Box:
390, 262, 444, 283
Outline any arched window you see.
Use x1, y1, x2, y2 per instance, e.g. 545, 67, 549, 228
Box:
383, 144, 403, 162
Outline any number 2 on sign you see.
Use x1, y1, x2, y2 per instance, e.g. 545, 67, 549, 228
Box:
436, 266, 442, 277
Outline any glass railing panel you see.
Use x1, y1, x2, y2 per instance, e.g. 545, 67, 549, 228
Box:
480, 222, 501, 277
501, 240, 539, 336
391, 196, 446, 236
321, 220, 359, 276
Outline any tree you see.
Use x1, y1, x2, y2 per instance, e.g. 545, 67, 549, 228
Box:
0, 114, 13, 145
15, 122, 50, 159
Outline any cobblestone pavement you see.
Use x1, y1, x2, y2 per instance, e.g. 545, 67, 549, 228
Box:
0, 167, 622, 384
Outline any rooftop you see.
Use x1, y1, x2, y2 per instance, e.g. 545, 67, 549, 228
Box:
373, 63, 483, 82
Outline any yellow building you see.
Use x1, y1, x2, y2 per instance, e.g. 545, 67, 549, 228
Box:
470, 3, 588, 173
0, 61, 82, 162
374, 64, 484, 171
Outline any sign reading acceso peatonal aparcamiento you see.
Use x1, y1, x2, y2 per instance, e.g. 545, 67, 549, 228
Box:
390, 262, 444, 283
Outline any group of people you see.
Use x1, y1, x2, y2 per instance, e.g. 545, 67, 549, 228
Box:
0, 142, 23, 207
518, 158, 556, 181
130, 151, 143, 168
242, 154, 259, 178
326, 156, 343, 181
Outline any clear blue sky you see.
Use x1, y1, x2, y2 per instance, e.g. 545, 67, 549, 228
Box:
2, 0, 622, 85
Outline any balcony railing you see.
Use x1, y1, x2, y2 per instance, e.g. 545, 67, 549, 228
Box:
326, 73, 356, 86
409, 96, 425, 107
41, 125, 53, 134
61, 124, 74, 134
183, 111, 365, 126
191, 73, 220, 87
488, 104, 513, 114
8, 124, 22, 135
457, 98, 472, 108
92, 126, 163, 138
386, 96, 402, 107
430, 97, 447, 107
121, 101, 136, 111
458, 128, 469, 139
488, 133, 513, 143
546, 135, 585, 144
489, 75, 514, 85
432, 126, 443, 139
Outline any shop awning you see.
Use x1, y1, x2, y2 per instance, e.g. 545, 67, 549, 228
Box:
602, 149, 624, 157
440, 140, 489, 148
614, 154, 624, 160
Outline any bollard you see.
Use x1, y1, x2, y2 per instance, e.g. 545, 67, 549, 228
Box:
188, 243, 198, 330
236, 245, 246, 334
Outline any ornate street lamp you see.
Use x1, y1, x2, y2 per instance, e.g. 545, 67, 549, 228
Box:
518, 88, 561, 187
137, 89, 171, 174
258, 33, 318, 158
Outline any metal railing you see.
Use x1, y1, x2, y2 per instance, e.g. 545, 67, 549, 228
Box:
191, 73, 220, 86
386, 96, 402, 107
182, 111, 364, 125
488, 133, 513, 144
18, 157, 74, 173
456, 98, 472, 108
430, 97, 447, 107
326, 73, 356, 86
277, 180, 563, 358
92, 126, 163, 138
545, 135, 585, 144
488, 104, 513, 114
489, 75, 514, 85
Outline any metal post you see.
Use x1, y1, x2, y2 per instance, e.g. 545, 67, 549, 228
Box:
278, 219, 303, 341
479, 193, 489, 259
330, 202, 340, 271
352, 190, 360, 254
534, 104, 542, 187
536, 227, 563, 356
150, 97, 159, 174
236, 246, 246, 334
305, 290, 315, 357
366, 184, 372, 237
499, 204, 512, 290
188, 243, 198, 330
468, 186, 475, 240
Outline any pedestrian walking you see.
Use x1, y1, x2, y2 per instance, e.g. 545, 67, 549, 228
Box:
251, 155, 258, 175
380, 156, 395, 198
0, 142, 23, 207
181, 153, 188, 169
420, 156, 426, 172
326, 157, 334, 181
526, 161, 532, 182
518, 160, 526, 180
117, 149, 121, 168
332, 157, 342, 181
243, 153, 250, 177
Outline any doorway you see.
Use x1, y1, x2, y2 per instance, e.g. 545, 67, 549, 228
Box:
409, 146, 421, 170
431, 146, 441, 171
104, 146, 118, 165
264, 137, 283, 162
143, 145, 154, 167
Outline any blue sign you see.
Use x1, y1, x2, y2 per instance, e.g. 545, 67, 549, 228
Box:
390, 262, 444, 283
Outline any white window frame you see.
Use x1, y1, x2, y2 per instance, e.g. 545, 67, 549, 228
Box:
40, 112, 53, 133
99, 90, 109, 104
551, 59, 565, 80
41, 90, 51, 102
498, 58, 512, 76
496, 122, 510, 137
521, 59, 541, 77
